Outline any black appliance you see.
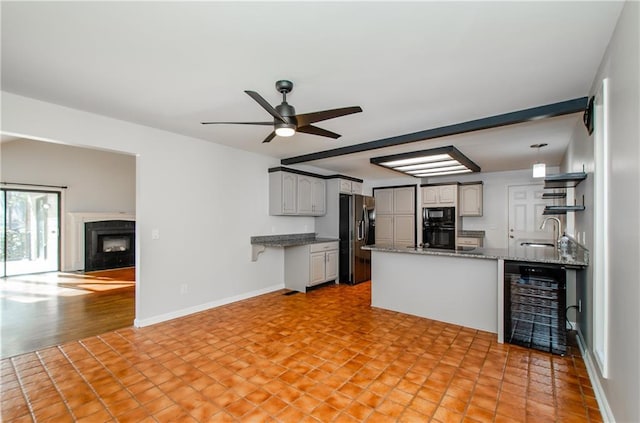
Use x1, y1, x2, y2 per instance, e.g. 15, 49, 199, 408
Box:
504, 262, 567, 355
422, 207, 455, 250
339, 194, 375, 284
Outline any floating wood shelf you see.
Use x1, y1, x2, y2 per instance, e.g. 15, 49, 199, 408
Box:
543, 172, 587, 189
543, 205, 586, 215
542, 192, 567, 199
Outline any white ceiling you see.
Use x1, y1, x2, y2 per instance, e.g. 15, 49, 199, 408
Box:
1, 2, 623, 180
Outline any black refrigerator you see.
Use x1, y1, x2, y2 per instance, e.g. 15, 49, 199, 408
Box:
339, 194, 375, 284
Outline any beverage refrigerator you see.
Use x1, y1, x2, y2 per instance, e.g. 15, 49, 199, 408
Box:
339, 194, 375, 284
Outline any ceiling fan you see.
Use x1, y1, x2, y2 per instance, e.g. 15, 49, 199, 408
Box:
201, 80, 362, 143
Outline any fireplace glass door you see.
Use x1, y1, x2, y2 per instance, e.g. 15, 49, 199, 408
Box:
1, 189, 60, 276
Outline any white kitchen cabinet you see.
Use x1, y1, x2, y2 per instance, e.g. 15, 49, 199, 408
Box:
375, 215, 394, 245
457, 237, 483, 248
310, 177, 326, 215
297, 175, 326, 216
459, 183, 483, 216
285, 242, 339, 292
297, 175, 313, 214
269, 171, 298, 215
339, 179, 353, 194
421, 184, 458, 207
269, 170, 325, 216
338, 178, 363, 195
393, 187, 415, 214
374, 189, 395, 215
373, 186, 416, 246
393, 215, 415, 247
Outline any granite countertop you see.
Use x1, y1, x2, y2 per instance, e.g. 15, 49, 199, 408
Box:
363, 240, 588, 268
250, 232, 339, 247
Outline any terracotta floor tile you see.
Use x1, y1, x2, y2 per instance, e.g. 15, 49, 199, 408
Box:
261, 395, 288, 415
225, 398, 255, 419
292, 393, 322, 414
311, 402, 340, 421
376, 398, 406, 417
1, 282, 603, 422
441, 394, 469, 414
433, 405, 464, 423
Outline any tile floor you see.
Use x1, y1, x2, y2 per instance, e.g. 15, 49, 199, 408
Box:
1, 282, 602, 422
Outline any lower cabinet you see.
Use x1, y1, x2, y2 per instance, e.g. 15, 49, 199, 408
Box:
375, 214, 415, 247
285, 242, 339, 292
457, 237, 483, 248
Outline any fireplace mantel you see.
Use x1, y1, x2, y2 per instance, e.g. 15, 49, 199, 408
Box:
65, 212, 135, 271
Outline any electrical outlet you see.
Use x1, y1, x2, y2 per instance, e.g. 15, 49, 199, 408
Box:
152, 229, 160, 240
180, 284, 188, 295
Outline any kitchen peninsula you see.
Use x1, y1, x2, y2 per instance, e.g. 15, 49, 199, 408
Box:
362, 243, 588, 341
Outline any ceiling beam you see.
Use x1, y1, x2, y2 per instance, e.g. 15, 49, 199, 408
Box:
281, 97, 588, 165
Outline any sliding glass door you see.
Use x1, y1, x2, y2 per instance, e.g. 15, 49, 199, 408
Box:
1, 189, 60, 276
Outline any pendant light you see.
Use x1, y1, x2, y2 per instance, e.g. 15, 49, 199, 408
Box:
531, 143, 548, 178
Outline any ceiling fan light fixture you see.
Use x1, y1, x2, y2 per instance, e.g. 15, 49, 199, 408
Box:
275, 123, 296, 137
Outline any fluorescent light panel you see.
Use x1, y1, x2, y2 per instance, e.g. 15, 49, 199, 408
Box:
370, 146, 480, 179
395, 160, 460, 171
405, 165, 467, 174
415, 169, 473, 177
379, 154, 452, 168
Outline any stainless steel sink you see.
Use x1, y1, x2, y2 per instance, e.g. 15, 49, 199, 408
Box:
520, 242, 555, 248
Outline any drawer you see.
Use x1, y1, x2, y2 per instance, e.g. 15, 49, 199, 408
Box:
457, 237, 481, 247
310, 242, 338, 253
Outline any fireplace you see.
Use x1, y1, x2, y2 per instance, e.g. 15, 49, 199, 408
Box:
85, 220, 135, 271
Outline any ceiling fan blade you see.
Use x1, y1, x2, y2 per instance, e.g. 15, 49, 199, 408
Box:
245, 90, 286, 122
296, 125, 341, 139
201, 121, 272, 125
295, 106, 362, 127
262, 131, 277, 143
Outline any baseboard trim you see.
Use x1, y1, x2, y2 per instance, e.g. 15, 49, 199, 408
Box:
133, 283, 285, 328
576, 329, 616, 422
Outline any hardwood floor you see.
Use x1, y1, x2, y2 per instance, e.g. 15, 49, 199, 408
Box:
1, 268, 135, 359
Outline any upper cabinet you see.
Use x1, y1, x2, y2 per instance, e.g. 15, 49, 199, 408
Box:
269, 170, 326, 216
459, 183, 483, 216
297, 175, 326, 215
373, 186, 416, 247
393, 187, 415, 214
421, 184, 458, 207
338, 178, 363, 195
374, 189, 395, 215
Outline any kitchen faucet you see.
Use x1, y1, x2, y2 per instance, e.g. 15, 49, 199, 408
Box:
540, 217, 562, 246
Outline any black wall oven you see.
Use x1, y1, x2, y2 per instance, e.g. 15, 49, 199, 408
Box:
423, 207, 456, 250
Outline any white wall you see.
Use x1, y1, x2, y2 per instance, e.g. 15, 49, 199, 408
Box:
1, 138, 136, 214
1, 92, 315, 326
562, 2, 639, 421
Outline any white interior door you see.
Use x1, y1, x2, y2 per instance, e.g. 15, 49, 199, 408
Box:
507, 184, 554, 249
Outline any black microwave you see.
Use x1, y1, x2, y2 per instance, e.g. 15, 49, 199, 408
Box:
423, 207, 455, 225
